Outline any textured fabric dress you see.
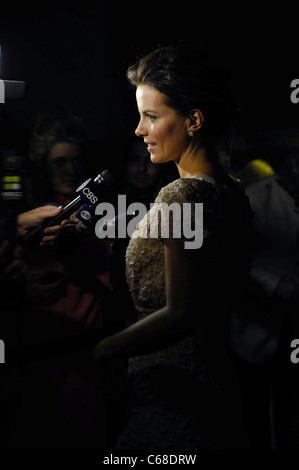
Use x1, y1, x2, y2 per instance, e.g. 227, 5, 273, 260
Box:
117, 174, 252, 449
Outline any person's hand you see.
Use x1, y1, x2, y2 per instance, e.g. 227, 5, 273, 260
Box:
62, 209, 98, 243
25, 269, 67, 305
94, 336, 116, 363
0, 241, 27, 284
17, 205, 65, 246
17, 205, 63, 237
40, 223, 65, 246
68, 212, 80, 225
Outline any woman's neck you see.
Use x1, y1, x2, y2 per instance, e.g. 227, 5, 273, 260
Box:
176, 145, 219, 179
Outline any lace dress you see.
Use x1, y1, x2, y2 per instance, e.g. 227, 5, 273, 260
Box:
116, 175, 252, 449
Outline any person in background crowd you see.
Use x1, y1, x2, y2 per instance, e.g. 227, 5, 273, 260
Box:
228, 152, 299, 448
237, 159, 274, 188
0, 204, 64, 448
10, 114, 112, 449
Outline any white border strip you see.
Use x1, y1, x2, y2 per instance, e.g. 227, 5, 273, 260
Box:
0, 80, 5, 103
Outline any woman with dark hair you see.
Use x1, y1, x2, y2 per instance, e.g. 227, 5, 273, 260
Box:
95, 44, 252, 449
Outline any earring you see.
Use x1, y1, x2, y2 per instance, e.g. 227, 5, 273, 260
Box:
188, 130, 194, 137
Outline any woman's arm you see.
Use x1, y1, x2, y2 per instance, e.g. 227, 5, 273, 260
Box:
94, 238, 195, 361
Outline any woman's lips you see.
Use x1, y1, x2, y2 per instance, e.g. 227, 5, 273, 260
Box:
146, 143, 156, 152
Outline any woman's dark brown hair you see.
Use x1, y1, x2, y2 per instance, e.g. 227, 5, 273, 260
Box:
127, 44, 237, 142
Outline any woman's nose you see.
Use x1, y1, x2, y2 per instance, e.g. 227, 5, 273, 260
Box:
135, 119, 147, 137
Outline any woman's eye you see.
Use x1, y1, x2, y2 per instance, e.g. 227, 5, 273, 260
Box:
147, 114, 157, 122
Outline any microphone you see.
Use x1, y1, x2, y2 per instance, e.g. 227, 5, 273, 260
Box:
22, 169, 117, 247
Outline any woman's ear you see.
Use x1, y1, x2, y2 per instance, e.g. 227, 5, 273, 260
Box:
187, 109, 204, 133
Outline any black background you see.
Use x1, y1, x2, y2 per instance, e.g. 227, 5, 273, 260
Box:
0, 1, 297, 460
0, 1, 298, 169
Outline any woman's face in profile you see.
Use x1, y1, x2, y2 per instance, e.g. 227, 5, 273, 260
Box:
46, 142, 83, 198
135, 85, 189, 165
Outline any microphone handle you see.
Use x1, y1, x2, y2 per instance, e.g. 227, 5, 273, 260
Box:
47, 196, 82, 225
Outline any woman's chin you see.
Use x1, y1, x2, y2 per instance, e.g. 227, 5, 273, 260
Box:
150, 153, 161, 164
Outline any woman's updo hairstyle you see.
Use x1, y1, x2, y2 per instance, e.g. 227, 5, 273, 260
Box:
127, 44, 238, 143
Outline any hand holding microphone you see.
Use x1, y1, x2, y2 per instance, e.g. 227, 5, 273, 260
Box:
22, 169, 117, 248
17, 205, 64, 241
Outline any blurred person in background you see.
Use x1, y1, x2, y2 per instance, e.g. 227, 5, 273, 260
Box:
10, 114, 113, 449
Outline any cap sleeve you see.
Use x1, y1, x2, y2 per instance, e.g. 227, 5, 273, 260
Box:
132, 178, 213, 248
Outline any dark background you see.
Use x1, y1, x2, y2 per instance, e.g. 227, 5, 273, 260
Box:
0, 2, 297, 456
0, 0, 298, 172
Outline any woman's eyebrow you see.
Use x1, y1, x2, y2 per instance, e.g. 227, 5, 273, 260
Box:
143, 109, 158, 114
